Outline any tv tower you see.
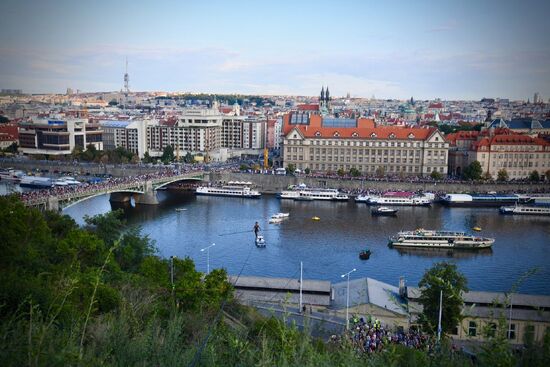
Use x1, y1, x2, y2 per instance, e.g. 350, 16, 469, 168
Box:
123, 57, 130, 95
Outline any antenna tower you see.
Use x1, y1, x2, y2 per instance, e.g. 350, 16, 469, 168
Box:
123, 57, 130, 95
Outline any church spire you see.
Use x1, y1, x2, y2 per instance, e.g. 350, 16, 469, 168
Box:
325, 86, 330, 101
320, 86, 325, 102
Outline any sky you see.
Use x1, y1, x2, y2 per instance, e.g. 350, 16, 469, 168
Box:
0, 0, 549, 100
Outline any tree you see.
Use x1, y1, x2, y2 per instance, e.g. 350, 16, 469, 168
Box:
142, 151, 154, 164
108, 99, 118, 106
430, 170, 443, 180
462, 161, 482, 180
337, 168, 345, 177
418, 262, 468, 335
497, 169, 509, 182
0, 115, 9, 123
285, 164, 295, 174
546, 170, 550, 182
161, 145, 175, 163
529, 170, 540, 182
349, 167, 361, 177
375, 166, 385, 177
304, 167, 311, 175
483, 171, 493, 181
3, 142, 18, 154
184, 152, 194, 163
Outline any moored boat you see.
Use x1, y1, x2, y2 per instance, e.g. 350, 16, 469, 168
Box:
0, 168, 24, 182
255, 235, 266, 247
371, 206, 398, 216
388, 229, 494, 249
441, 193, 531, 207
279, 184, 348, 201
499, 205, 550, 216
367, 191, 432, 206
19, 176, 53, 189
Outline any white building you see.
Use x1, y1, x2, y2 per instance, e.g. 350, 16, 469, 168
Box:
100, 120, 151, 158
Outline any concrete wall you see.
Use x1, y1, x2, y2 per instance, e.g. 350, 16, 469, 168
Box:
209, 172, 550, 194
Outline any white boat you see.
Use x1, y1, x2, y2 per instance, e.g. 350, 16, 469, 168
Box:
0, 169, 24, 182
196, 184, 261, 198
271, 212, 290, 219
389, 229, 494, 249
60, 177, 81, 185
255, 235, 266, 247
368, 193, 431, 206
355, 193, 374, 203
371, 206, 398, 216
279, 185, 348, 201
53, 179, 69, 186
175, 208, 187, 212
269, 217, 284, 224
499, 205, 550, 216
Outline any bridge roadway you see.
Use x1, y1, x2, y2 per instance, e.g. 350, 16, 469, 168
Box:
23, 171, 205, 211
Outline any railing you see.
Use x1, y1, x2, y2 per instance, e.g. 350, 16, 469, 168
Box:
23, 172, 204, 207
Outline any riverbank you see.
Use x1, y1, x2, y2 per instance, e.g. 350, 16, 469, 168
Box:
211, 172, 550, 194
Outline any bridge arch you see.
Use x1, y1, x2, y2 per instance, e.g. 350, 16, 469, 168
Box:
154, 177, 204, 190
61, 189, 144, 210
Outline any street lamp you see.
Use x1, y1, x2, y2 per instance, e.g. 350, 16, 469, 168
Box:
341, 268, 356, 330
200, 243, 216, 274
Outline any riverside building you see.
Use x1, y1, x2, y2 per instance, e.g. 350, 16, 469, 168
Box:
282, 113, 448, 176
18, 117, 103, 155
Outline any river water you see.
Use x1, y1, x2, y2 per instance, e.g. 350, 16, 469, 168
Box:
52, 189, 549, 295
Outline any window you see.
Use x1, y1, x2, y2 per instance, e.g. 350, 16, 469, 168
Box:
508, 324, 516, 340
451, 326, 459, 335
524, 325, 535, 343
468, 321, 477, 337
487, 322, 497, 338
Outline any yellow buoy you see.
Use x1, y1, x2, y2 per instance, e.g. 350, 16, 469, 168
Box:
312, 216, 320, 221
472, 226, 482, 231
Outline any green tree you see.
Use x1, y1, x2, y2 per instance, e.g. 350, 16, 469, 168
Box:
304, 167, 311, 175
497, 169, 509, 182
463, 160, 482, 180
108, 99, 118, 106
529, 170, 540, 182
184, 152, 194, 163
337, 168, 345, 177
142, 151, 154, 163
375, 166, 385, 177
430, 170, 443, 180
545, 169, 550, 182
483, 171, 493, 181
161, 145, 175, 163
349, 167, 361, 177
0, 115, 9, 123
3, 142, 18, 153
115, 227, 156, 273
418, 262, 468, 335
84, 209, 125, 246
285, 164, 295, 174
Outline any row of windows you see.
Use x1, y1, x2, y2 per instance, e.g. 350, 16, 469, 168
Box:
465, 321, 538, 341
296, 163, 423, 173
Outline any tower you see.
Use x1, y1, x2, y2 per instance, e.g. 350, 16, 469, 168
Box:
320, 86, 325, 102
123, 57, 130, 96
325, 86, 330, 102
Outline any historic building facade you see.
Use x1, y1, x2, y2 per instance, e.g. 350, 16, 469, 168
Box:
282, 113, 448, 176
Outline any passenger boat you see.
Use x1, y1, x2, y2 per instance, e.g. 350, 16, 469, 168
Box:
359, 249, 371, 260
279, 184, 349, 201
499, 205, 550, 216
355, 193, 374, 203
388, 229, 494, 249
311, 216, 320, 221
441, 193, 532, 207
53, 179, 69, 186
175, 208, 187, 212
255, 235, 266, 247
371, 206, 398, 216
196, 183, 261, 198
367, 191, 432, 206
0, 168, 24, 182
271, 212, 290, 219
19, 176, 53, 189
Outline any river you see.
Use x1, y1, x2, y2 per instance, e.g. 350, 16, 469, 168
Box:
54, 189, 550, 295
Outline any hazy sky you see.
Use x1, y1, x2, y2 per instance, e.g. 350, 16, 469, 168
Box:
1, 0, 549, 100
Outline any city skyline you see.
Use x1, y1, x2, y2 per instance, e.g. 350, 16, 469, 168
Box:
1, 0, 549, 100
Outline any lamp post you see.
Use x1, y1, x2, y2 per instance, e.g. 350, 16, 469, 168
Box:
299, 261, 303, 312
200, 243, 216, 274
341, 268, 356, 330
437, 289, 443, 342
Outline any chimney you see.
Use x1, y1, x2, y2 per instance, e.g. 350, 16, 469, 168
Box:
399, 276, 406, 298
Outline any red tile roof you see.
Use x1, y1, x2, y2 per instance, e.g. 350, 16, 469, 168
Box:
283, 114, 437, 140
297, 104, 319, 111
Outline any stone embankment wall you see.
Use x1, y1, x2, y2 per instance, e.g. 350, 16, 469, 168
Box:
209, 172, 550, 194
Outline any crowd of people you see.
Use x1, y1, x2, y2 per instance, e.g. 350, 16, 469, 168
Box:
18, 169, 193, 204
330, 315, 433, 355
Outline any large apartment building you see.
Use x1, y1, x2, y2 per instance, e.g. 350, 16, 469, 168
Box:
18, 117, 103, 155
282, 113, 448, 176
100, 120, 150, 158
447, 128, 550, 179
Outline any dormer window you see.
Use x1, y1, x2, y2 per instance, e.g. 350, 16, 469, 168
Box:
351, 132, 358, 137
370, 133, 377, 138
389, 133, 396, 139
315, 131, 321, 137
408, 133, 415, 139
333, 131, 340, 137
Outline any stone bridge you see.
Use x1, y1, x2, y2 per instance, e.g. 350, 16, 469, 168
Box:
24, 172, 206, 211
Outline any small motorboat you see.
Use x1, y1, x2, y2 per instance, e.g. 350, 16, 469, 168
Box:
359, 249, 371, 260
371, 206, 398, 216
472, 226, 482, 232
255, 235, 266, 247
269, 217, 284, 224
271, 212, 290, 219
175, 208, 187, 212
311, 216, 320, 221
